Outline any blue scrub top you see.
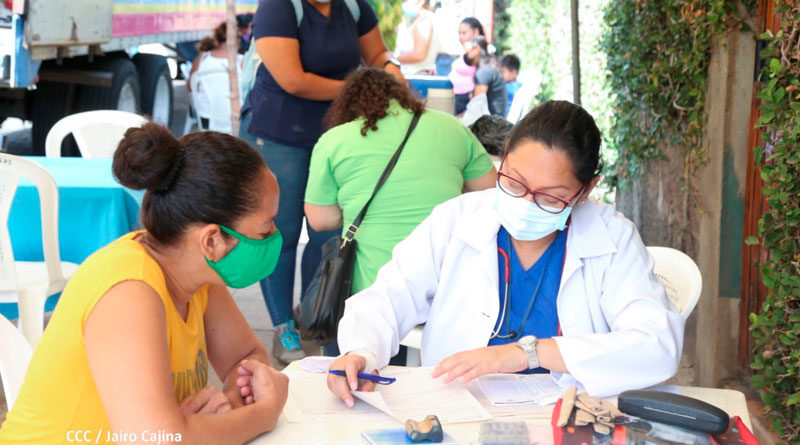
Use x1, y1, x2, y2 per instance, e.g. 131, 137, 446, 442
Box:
489, 227, 566, 372
244, 0, 378, 148
505, 81, 521, 115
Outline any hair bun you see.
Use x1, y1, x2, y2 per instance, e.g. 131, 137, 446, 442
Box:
113, 122, 181, 191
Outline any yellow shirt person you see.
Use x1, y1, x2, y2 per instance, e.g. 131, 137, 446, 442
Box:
0, 233, 209, 444
0, 123, 288, 444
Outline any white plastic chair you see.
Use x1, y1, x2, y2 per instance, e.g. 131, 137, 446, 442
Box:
400, 246, 702, 366
0, 153, 79, 347
506, 82, 537, 124
190, 69, 237, 134
0, 313, 33, 410
45, 110, 148, 158
646, 246, 702, 320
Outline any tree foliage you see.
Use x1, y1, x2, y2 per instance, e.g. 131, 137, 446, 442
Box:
600, 0, 755, 194
747, 1, 800, 442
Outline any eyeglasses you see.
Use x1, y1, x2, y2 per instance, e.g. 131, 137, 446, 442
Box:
497, 155, 585, 214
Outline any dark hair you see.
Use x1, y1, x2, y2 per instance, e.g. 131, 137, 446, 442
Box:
323, 68, 426, 136
113, 123, 266, 245
460, 17, 485, 36
197, 22, 227, 52
236, 13, 254, 30
470, 36, 496, 68
506, 100, 601, 183
500, 54, 520, 72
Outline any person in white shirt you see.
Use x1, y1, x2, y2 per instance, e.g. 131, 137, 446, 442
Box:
327, 100, 685, 405
395, 0, 438, 75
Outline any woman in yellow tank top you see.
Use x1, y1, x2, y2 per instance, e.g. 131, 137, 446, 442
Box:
0, 123, 289, 444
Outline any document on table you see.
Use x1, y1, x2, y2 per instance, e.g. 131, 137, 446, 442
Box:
478, 373, 564, 406
354, 367, 491, 424
282, 370, 390, 423
282, 366, 491, 424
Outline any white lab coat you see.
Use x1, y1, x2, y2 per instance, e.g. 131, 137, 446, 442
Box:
337, 189, 685, 397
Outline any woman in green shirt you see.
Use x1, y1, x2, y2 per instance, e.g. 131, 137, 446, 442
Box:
304, 68, 496, 357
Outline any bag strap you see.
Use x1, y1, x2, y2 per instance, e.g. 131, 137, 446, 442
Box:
343, 111, 422, 243
291, 0, 360, 27
290, 0, 304, 27
344, 0, 361, 22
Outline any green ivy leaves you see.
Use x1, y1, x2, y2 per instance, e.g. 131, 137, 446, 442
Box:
749, 2, 800, 442
600, 0, 750, 192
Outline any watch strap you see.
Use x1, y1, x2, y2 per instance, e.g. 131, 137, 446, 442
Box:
516, 337, 540, 369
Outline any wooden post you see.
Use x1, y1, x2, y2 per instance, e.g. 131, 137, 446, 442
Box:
226, 0, 240, 135
570, 0, 581, 105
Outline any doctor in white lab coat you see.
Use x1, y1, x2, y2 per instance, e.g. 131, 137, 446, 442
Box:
326, 101, 685, 405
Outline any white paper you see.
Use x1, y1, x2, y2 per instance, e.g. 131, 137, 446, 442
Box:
296, 355, 337, 373
478, 373, 564, 406
282, 367, 491, 425
282, 370, 392, 423
374, 367, 492, 424
352, 391, 401, 421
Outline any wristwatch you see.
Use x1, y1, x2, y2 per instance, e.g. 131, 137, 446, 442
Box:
383, 57, 401, 69
515, 335, 540, 370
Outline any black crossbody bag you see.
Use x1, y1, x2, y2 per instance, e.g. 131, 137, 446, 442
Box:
298, 111, 422, 343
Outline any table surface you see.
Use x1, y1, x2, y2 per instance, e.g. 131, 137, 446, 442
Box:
3, 156, 143, 319
248, 363, 753, 445
9, 157, 143, 264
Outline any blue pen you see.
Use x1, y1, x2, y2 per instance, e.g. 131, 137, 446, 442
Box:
328, 369, 396, 385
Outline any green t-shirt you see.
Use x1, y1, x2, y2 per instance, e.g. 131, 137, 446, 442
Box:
305, 100, 494, 294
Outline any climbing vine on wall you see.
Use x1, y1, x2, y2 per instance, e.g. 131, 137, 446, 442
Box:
506, 0, 558, 104
601, 0, 755, 193
746, 1, 800, 442
369, 0, 403, 50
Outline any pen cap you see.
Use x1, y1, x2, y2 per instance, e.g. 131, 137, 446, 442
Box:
617, 390, 730, 434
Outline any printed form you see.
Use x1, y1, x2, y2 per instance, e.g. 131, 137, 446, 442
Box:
282, 366, 491, 424
477, 373, 565, 406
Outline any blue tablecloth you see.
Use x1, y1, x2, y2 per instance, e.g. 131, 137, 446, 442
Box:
2, 156, 143, 319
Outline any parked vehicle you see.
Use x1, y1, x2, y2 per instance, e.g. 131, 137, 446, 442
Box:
0, 0, 256, 154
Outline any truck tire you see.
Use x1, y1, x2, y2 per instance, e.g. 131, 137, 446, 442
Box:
133, 53, 173, 128
79, 57, 141, 114
30, 80, 75, 156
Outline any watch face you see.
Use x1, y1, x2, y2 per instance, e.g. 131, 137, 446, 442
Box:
519, 335, 536, 345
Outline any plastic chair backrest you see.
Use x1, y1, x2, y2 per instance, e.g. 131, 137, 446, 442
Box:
191, 69, 236, 133
45, 110, 148, 158
506, 82, 536, 124
0, 313, 34, 409
646, 246, 702, 320
0, 154, 64, 298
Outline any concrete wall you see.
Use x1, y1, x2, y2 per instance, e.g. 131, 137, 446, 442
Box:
615, 24, 756, 387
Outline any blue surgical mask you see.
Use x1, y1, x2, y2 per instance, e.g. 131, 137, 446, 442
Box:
402, 2, 420, 19
494, 185, 578, 241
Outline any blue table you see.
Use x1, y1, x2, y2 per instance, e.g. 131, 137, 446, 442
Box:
2, 157, 143, 319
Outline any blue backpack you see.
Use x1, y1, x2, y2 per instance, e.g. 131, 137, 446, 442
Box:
240, 0, 361, 104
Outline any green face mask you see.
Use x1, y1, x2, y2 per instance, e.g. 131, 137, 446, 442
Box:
205, 225, 283, 289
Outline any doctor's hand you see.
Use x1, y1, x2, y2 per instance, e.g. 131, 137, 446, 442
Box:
326, 354, 378, 408
432, 344, 528, 384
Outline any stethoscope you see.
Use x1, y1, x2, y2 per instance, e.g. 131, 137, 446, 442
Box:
489, 230, 566, 340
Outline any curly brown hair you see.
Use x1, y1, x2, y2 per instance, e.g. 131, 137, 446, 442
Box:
196, 22, 227, 52
323, 68, 426, 136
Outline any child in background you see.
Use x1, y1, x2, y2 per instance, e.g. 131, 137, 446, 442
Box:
448, 53, 477, 115
500, 54, 521, 116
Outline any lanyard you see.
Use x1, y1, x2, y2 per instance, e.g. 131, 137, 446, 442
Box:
491, 229, 565, 340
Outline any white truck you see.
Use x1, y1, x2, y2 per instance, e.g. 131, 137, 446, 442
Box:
0, 0, 256, 154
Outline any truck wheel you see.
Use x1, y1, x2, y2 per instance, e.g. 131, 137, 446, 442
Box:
79, 57, 141, 113
30, 81, 74, 156
133, 53, 173, 127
